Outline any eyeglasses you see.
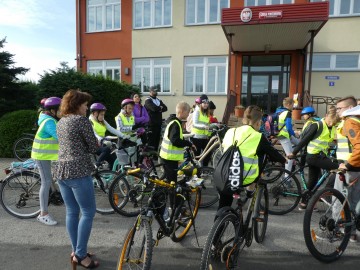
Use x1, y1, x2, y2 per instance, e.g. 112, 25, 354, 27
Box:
202, 99, 209, 104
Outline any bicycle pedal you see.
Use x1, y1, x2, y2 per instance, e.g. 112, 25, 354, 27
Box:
255, 217, 264, 222
154, 239, 159, 247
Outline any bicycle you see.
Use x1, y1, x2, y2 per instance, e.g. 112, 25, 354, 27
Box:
200, 179, 269, 270
303, 171, 359, 263
13, 133, 35, 161
116, 166, 202, 270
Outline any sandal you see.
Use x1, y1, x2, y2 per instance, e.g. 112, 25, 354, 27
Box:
72, 255, 99, 269
70, 252, 95, 263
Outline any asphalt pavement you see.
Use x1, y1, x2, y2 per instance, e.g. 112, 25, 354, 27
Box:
0, 158, 360, 270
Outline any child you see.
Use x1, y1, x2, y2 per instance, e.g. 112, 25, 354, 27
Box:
209, 101, 218, 123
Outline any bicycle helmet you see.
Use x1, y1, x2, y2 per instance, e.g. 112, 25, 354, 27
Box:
195, 98, 201, 104
40, 98, 47, 108
301, 106, 315, 116
90, 103, 107, 112
44, 97, 62, 109
121, 98, 135, 108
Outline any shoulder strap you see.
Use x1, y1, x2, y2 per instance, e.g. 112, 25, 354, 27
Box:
313, 121, 324, 140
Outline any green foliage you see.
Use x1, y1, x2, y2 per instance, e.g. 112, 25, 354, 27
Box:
38, 65, 140, 125
0, 110, 37, 157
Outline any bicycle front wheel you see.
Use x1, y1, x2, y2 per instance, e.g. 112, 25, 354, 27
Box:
0, 171, 41, 218
171, 186, 201, 242
198, 166, 219, 208
93, 170, 118, 214
254, 185, 269, 243
13, 136, 34, 161
211, 147, 222, 168
303, 188, 351, 263
200, 212, 240, 270
262, 167, 301, 215
117, 217, 153, 270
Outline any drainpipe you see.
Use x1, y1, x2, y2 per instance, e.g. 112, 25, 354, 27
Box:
77, 0, 82, 70
307, 30, 315, 95
227, 33, 233, 101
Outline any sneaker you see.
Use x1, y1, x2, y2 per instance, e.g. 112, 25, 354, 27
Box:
350, 234, 357, 243
37, 214, 57, 226
298, 203, 307, 211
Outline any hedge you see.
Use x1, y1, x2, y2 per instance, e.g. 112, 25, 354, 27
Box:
0, 110, 37, 157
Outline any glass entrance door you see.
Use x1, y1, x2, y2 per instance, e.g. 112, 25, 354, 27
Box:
248, 74, 281, 113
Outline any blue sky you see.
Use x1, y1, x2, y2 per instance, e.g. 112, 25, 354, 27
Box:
0, 0, 76, 82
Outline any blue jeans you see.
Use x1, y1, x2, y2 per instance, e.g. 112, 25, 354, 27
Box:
58, 176, 96, 258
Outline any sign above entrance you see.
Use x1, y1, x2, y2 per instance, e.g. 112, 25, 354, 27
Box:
325, 76, 340, 80
240, 8, 252, 23
259, 10, 283, 20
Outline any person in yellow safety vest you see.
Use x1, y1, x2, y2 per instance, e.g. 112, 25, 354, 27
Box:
160, 101, 196, 210
289, 106, 345, 211
115, 98, 136, 135
89, 103, 130, 169
218, 105, 286, 211
191, 94, 218, 166
31, 96, 61, 226
333, 96, 360, 242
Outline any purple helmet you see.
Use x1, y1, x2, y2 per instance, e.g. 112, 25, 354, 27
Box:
44, 97, 61, 109
121, 98, 135, 108
90, 103, 107, 112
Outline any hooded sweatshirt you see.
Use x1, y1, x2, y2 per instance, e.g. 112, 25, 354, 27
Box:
37, 113, 58, 140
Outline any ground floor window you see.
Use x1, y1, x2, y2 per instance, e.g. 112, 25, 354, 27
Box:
87, 60, 121, 80
184, 56, 227, 95
133, 58, 171, 93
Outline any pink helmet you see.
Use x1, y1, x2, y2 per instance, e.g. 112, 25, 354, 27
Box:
121, 98, 135, 108
195, 98, 201, 104
40, 98, 47, 108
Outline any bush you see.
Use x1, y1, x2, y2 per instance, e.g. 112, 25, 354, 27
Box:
0, 110, 37, 157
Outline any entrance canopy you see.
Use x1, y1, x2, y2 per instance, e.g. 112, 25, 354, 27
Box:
222, 2, 329, 52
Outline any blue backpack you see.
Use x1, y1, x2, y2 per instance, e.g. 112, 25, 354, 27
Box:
263, 111, 290, 138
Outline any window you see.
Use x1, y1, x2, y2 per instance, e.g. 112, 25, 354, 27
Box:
184, 56, 227, 94
87, 0, 121, 32
186, 0, 229, 25
134, 0, 172, 29
308, 53, 360, 71
87, 60, 121, 80
244, 0, 294, 6
310, 0, 360, 17
133, 58, 171, 93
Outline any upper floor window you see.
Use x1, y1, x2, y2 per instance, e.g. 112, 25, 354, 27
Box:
133, 58, 171, 93
244, 0, 294, 6
186, 0, 229, 25
87, 60, 121, 80
311, 0, 360, 17
87, 0, 121, 32
184, 56, 227, 94
134, 0, 172, 29
308, 53, 360, 71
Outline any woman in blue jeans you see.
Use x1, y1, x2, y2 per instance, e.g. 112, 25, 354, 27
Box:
54, 89, 99, 269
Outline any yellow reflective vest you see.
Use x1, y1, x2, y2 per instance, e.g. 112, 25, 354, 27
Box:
160, 120, 184, 161
90, 119, 106, 137
31, 118, 58, 160
191, 110, 211, 139
115, 113, 135, 135
222, 125, 262, 186
307, 119, 336, 155
278, 110, 291, 139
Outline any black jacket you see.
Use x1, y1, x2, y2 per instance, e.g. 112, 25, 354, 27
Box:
165, 114, 193, 149
257, 133, 286, 171
144, 96, 168, 126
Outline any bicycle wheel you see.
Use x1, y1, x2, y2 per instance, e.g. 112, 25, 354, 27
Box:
93, 170, 118, 214
211, 146, 222, 168
0, 171, 41, 218
254, 186, 269, 243
303, 188, 351, 263
117, 217, 153, 270
13, 136, 34, 161
171, 186, 201, 242
200, 212, 240, 270
198, 166, 219, 208
262, 167, 301, 215
109, 173, 150, 217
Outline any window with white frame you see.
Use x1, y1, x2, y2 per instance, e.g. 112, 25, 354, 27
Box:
310, 0, 360, 17
186, 0, 229, 25
87, 0, 121, 32
134, 0, 172, 29
87, 60, 121, 80
244, 0, 294, 6
184, 56, 227, 94
133, 58, 171, 93
308, 53, 360, 71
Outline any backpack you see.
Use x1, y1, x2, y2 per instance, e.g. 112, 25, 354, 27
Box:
185, 112, 193, 133
263, 110, 290, 138
214, 129, 250, 195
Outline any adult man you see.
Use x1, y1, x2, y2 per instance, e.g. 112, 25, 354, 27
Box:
334, 96, 360, 242
276, 97, 299, 173
144, 87, 168, 150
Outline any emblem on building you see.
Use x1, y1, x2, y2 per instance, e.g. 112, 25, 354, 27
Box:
240, 8, 252, 23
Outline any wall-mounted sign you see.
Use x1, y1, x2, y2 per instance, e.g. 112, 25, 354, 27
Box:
325, 76, 340, 80
240, 8, 252, 23
329, 81, 335, 86
259, 10, 283, 19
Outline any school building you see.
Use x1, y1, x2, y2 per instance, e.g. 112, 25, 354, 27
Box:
76, 0, 360, 121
